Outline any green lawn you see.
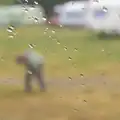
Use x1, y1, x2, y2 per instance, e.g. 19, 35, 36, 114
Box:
0, 25, 120, 79
0, 0, 14, 5
0, 26, 120, 120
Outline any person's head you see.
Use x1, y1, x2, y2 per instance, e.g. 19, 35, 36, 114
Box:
16, 55, 28, 65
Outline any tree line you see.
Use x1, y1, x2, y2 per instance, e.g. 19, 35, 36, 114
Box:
15, 0, 71, 16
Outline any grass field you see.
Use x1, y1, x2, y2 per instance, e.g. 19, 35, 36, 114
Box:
0, 0, 14, 5
1, 25, 120, 79
0, 25, 120, 120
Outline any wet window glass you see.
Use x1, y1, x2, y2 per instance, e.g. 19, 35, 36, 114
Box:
0, 0, 119, 120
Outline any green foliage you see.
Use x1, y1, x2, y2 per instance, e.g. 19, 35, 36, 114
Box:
0, 25, 120, 78
0, 0, 14, 5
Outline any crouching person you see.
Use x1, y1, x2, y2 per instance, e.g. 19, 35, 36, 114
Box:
16, 49, 46, 92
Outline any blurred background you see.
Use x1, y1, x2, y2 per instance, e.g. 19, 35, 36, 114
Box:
0, 0, 120, 120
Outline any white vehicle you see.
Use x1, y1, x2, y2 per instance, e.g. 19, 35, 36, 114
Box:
0, 5, 46, 26
86, 0, 120, 34
50, 1, 88, 26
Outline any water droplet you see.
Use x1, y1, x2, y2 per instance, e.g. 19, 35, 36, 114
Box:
59, 24, 63, 28
8, 35, 14, 39
68, 77, 72, 81
46, 27, 48, 30
64, 46, 67, 51
34, 1, 38, 5
44, 31, 47, 34
48, 21, 51, 24
28, 70, 32, 74
49, 36, 52, 38
9, 26, 14, 30
25, 0, 28, 3
7, 26, 14, 33
52, 30, 55, 34
103, 6, 108, 12
68, 56, 72, 60
44, 28, 48, 32
23, 8, 28, 13
57, 40, 60, 44
31, 5, 35, 10
28, 44, 35, 48
101, 48, 104, 52
83, 99, 87, 103
42, 17, 47, 21
80, 73, 84, 78
0, 56, 4, 61
34, 17, 39, 23
81, 83, 85, 87
73, 108, 79, 112
74, 48, 78, 51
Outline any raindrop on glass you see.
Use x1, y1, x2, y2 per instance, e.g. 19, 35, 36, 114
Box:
31, 5, 35, 10
52, 30, 55, 34
45, 27, 48, 31
7, 26, 14, 33
57, 40, 60, 44
64, 46, 67, 51
68, 77, 72, 81
48, 21, 51, 24
25, 0, 28, 3
34, 17, 39, 23
42, 17, 47, 21
44, 31, 47, 34
49, 36, 52, 38
34, 1, 38, 5
0, 57, 4, 61
74, 48, 78, 51
80, 73, 84, 78
59, 24, 63, 28
28, 44, 34, 48
8, 35, 14, 39
83, 99, 87, 103
23, 8, 28, 13
81, 83, 85, 87
103, 6, 108, 12
101, 48, 104, 52
73, 108, 79, 112
28, 70, 32, 74
68, 56, 72, 61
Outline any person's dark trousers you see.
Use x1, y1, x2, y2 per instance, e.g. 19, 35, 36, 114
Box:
24, 64, 46, 92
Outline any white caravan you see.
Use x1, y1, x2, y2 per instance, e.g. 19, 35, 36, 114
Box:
86, 0, 120, 34
52, 1, 88, 26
